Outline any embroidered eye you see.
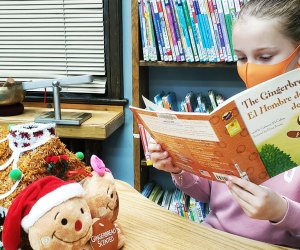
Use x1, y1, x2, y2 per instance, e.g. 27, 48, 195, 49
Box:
61, 218, 68, 225
80, 208, 84, 214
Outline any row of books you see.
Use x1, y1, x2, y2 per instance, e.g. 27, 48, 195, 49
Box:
138, 0, 248, 62
154, 89, 225, 112
142, 182, 210, 223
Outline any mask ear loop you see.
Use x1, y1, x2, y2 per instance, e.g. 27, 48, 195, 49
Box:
244, 63, 250, 88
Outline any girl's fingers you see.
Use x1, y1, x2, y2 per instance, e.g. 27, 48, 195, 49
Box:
227, 176, 261, 196
149, 151, 169, 162
227, 181, 255, 205
148, 142, 161, 153
228, 188, 254, 215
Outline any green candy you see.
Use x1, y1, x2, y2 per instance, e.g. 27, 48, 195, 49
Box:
9, 169, 22, 181
75, 151, 84, 160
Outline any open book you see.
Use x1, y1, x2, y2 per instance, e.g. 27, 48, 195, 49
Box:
130, 68, 300, 185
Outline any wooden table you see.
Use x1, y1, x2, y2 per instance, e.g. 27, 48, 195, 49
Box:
116, 180, 293, 250
0, 103, 124, 139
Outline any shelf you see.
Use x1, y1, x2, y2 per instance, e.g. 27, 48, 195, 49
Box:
139, 61, 236, 68
0, 103, 124, 140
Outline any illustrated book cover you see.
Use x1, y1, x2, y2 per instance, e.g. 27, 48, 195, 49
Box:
130, 68, 300, 184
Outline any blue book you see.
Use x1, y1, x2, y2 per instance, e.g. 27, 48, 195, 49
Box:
168, 0, 186, 61
181, 0, 199, 61
174, 0, 194, 62
149, 0, 167, 61
198, 0, 218, 62
193, 0, 210, 61
138, 0, 149, 61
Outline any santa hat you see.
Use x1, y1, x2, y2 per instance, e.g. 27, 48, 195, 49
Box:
2, 176, 84, 250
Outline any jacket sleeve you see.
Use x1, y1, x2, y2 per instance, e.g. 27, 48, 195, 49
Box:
171, 171, 211, 203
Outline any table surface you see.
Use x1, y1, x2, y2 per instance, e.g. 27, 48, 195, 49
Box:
116, 180, 293, 250
0, 104, 124, 139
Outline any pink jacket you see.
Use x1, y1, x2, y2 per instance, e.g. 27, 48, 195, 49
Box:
172, 168, 300, 248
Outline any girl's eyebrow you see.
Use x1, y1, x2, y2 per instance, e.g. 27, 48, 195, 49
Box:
234, 47, 278, 53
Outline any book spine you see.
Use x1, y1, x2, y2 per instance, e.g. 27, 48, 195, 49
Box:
193, 0, 210, 62
227, 0, 238, 61
138, 122, 153, 166
149, 5, 159, 61
174, 0, 195, 62
139, 0, 150, 61
199, 0, 219, 62
214, 0, 233, 62
188, 0, 208, 62
233, 0, 241, 15
149, 0, 168, 61
185, 0, 204, 62
164, 0, 181, 61
145, 0, 158, 61
222, 0, 235, 61
156, 0, 173, 61
168, 0, 186, 61
181, 0, 200, 61
206, 0, 225, 62
160, 0, 178, 61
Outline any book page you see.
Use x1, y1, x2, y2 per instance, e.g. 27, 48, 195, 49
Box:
130, 103, 268, 184
233, 68, 300, 178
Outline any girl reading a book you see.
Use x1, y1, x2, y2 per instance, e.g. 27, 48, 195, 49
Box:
148, 0, 300, 247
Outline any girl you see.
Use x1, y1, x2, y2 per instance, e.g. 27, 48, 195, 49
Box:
148, 0, 300, 247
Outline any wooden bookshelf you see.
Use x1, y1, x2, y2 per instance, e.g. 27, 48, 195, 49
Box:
131, 0, 237, 192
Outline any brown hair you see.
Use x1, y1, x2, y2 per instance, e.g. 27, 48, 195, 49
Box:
236, 0, 300, 44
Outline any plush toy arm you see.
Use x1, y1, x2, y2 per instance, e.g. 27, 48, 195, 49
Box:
114, 221, 125, 249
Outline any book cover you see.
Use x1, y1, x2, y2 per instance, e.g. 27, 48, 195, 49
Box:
130, 68, 300, 185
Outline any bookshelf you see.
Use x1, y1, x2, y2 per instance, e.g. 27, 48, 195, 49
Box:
131, 0, 237, 191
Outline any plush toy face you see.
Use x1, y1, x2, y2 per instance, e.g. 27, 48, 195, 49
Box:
82, 171, 119, 222
28, 197, 93, 250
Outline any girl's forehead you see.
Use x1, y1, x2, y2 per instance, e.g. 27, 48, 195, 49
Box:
232, 16, 292, 51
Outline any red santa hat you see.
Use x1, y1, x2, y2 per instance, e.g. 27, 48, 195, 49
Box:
2, 176, 84, 250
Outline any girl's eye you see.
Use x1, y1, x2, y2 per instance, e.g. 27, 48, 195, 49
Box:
237, 56, 247, 63
259, 55, 272, 61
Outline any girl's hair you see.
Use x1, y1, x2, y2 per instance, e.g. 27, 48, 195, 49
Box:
236, 0, 300, 44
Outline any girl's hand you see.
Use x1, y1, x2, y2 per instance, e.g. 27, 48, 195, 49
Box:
226, 176, 288, 222
148, 138, 181, 174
